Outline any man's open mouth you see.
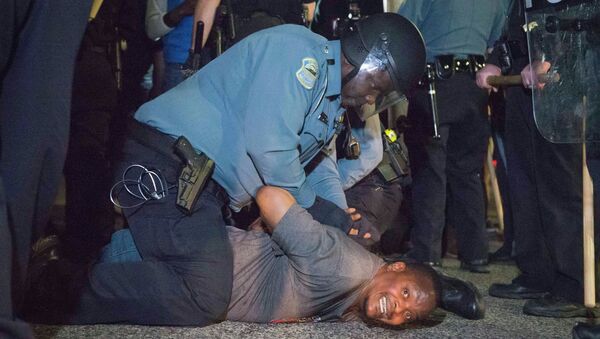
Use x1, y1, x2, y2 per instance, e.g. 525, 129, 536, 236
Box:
378, 294, 389, 319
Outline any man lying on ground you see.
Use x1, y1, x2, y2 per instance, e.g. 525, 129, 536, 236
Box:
28, 186, 442, 327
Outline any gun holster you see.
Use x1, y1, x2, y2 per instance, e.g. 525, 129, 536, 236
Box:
174, 136, 215, 214
377, 129, 410, 185
434, 55, 455, 80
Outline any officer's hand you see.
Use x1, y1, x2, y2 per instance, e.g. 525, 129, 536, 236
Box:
475, 64, 501, 92
521, 61, 551, 90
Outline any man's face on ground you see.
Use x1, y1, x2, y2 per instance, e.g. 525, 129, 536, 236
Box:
341, 66, 393, 110
360, 262, 436, 326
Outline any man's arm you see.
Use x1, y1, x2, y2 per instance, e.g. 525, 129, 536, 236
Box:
146, 0, 196, 40
191, 0, 221, 50
256, 186, 296, 233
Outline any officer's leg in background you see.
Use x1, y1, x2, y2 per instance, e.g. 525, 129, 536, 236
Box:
445, 75, 490, 273
0, 0, 91, 322
405, 86, 450, 265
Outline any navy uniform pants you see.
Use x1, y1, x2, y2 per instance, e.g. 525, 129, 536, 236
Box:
504, 78, 590, 303
67, 133, 233, 325
405, 72, 490, 263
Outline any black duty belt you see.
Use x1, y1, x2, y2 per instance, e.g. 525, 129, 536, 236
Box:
127, 119, 224, 210
421, 54, 486, 82
128, 119, 182, 164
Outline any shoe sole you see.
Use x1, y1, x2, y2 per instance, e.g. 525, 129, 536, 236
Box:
489, 291, 546, 299
523, 306, 598, 318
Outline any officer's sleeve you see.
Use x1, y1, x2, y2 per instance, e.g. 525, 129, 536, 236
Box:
305, 149, 348, 209
487, 1, 510, 48
337, 115, 383, 190
397, 0, 430, 27
244, 43, 319, 208
145, 0, 172, 40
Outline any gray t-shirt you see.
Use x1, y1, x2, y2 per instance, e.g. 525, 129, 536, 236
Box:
226, 204, 384, 323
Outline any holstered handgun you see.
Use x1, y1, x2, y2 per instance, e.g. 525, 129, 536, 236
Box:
174, 136, 215, 214
377, 127, 410, 184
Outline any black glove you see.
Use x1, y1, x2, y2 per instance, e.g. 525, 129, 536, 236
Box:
346, 210, 381, 248
306, 196, 352, 231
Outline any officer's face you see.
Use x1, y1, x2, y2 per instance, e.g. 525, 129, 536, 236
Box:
341, 60, 393, 110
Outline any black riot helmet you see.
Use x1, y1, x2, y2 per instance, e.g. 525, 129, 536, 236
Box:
341, 13, 426, 119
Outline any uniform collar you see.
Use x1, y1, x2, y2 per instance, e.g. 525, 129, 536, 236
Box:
324, 40, 342, 98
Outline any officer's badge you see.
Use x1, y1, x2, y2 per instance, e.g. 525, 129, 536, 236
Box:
296, 58, 319, 90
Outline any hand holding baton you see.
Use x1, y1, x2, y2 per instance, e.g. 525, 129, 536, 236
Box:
486, 72, 560, 87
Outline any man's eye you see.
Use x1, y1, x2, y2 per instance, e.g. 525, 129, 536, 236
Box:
403, 288, 410, 298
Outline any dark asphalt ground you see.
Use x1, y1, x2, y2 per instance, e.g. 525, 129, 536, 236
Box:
31, 258, 585, 339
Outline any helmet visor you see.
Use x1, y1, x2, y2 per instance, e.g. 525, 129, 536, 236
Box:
352, 36, 407, 120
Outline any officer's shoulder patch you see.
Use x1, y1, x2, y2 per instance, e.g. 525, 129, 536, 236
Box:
296, 57, 319, 90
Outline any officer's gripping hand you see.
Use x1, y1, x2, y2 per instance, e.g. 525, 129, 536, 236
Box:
476, 64, 501, 92
521, 61, 551, 90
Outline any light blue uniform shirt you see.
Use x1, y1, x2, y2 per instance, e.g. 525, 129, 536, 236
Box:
136, 25, 345, 210
398, 0, 510, 62
337, 115, 383, 191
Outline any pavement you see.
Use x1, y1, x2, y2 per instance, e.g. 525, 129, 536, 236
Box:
31, 259, 585, 339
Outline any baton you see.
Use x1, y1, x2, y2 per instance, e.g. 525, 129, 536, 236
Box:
486, 73, 560, 87
426, 65, 441, 139
190, 21, 205, 71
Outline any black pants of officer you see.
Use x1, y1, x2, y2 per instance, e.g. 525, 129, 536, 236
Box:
405, 72, 490, 264
0, 1, 91, 338
66, 132, 233, 325
504, 79, 589, 303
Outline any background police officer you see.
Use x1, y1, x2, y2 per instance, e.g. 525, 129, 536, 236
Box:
398, 0, 510, 273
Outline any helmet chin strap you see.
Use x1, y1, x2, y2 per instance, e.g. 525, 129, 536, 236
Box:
342, 65, 360, 88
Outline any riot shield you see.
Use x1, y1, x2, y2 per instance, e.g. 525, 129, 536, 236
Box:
525, 0, 600, 143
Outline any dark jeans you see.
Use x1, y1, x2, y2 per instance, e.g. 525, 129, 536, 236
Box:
405, 73, 490, 263
67, 135, 233, 325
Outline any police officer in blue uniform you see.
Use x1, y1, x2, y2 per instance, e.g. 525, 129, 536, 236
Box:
398, 0, 510, 273
32, 13, 426, 326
